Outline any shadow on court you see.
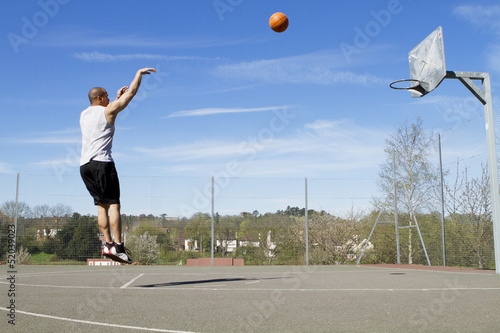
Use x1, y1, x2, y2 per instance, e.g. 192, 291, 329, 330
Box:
137, 276, 290, 288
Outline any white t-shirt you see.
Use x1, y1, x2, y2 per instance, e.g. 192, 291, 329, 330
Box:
80, 106, 115, 165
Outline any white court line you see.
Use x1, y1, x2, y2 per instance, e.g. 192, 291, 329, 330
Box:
0, 307, 196, 333
126, 286, 500, 292
121, 273, 144, 289
1, 280, 499, 292
358, 265, 496, 275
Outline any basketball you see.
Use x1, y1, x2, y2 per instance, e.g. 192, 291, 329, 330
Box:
269, 12, 288, 33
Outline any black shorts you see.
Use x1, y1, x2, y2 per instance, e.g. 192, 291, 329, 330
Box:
80, 160, 120, 205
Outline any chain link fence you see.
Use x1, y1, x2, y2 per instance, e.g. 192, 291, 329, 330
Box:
1, 109, 498, 269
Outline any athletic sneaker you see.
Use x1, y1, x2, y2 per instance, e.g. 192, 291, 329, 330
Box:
102, 242, 132, 264
102, 242, 115, 258
111, 242, 133, 264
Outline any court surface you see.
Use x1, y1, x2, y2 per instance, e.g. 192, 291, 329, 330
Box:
1, 264, 499, 332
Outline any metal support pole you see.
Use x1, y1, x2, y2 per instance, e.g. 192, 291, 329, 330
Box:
438, 134, 446, 266
211, 176, 214, 267
482, 74, 500, 275
356, 209, 383, 265
305, 178, 309, 265
393, 152, 400, 264
445, 71, 500, 274
413, 213, 431, 266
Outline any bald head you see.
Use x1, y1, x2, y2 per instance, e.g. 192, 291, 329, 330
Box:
88, 87, 107, 105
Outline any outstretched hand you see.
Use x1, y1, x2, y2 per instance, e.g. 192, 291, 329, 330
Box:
116, 86, 129, 99
139, 68, 156, 75
105, 67, 158, 125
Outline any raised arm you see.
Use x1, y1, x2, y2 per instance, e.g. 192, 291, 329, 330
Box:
105, 68, 156, 125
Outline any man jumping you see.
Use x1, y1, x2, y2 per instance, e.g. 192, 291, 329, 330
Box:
80, 68, 156, 264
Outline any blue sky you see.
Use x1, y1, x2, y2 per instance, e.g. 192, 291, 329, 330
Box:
1, 0, 500, 217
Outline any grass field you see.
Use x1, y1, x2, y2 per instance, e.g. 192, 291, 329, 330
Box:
28, 252, 85, 265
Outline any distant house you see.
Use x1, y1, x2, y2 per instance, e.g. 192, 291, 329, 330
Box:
185, 238, 198, 251
36, 229, 59, 241
185, 230, 276, 257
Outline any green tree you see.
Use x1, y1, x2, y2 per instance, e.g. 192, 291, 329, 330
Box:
184, 213, 211, 253
129, 219, 173, 260
55, 215, 100, 261
215, 215, 241, 256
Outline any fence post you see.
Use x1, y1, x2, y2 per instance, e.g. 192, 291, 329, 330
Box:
393, 152, 400, 264
438, 133, 446, 266
305, 177, 308, 266
13, 173, 20, 261
211, 176, 214, 266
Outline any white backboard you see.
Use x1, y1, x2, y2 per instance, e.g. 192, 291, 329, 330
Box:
408, 26, 446, 97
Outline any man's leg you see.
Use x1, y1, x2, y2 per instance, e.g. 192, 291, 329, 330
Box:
97, 203, 112, 243
109, 203, 122, 243
108, 203, 131, 264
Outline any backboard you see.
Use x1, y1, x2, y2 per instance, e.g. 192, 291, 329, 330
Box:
408, 26, 446, 97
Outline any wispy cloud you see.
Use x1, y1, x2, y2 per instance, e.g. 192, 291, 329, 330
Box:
73, 51, 221, 63
36, 28, 260, 49
0, 162, 14, 174
165, 105, 288, 118
453, 5, 500, 73
133, 140, 242, 161
486, 46, 500, 72
30, 157, 79, 167
132, 118, 388, 176
0, 98, 84, 107
14, 137, 81, 144
453, 5, 500, 33
6, 128, 81, 144
212, 50, 384, 85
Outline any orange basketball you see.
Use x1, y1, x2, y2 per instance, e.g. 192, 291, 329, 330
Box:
269, 12, 288, 33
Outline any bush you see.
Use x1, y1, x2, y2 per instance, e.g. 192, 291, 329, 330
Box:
8, 245, 31, 265
127, 232, 160, 265
41, 238, 58, 254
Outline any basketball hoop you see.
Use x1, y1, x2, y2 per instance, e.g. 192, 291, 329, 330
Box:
390, 26, 446, 98
389, 79, 427, 97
